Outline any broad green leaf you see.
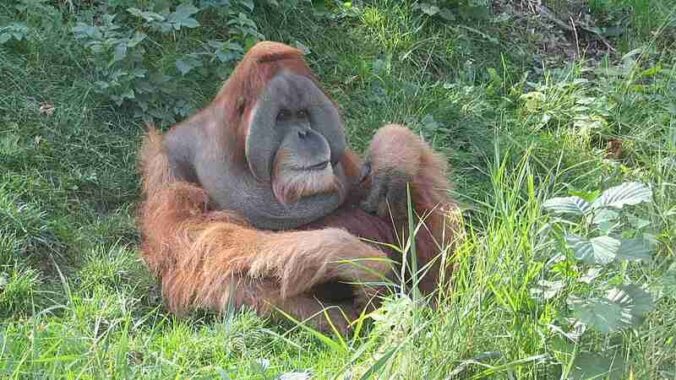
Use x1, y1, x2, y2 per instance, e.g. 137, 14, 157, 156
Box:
621, 48, 642, 62
592, 209, 619, 234
240, 0, 254, 11
113, 43, 127, 62
551, 321, 586, 343
209, 40, 244, 63
128, 31, 146, 47
175, 54, 202, 75
174, 3, 199, 17
72, 22, 100, 39
543, 196, 591, 215
572, 285, 653, 333
530, 280, 566, 300
439, 8, 455, 21
0, 23, 30, 44
606, 285, 654, 322
626, 213, 650, 229
419, 3, 440, 16
566, 234, 620, 265
569, 352, 625, 379
278, 372, 311, 380
573, 114, 606, 130
127, 8, 165, 22
615, 238, 653, 261
595, 221, 617, 235
571, 298, 623, 333
169, 3, 200, 29
592, 182, 652, 209
202, 0, 234, 8
578, 267, 603, 284
591, 208, 618, 224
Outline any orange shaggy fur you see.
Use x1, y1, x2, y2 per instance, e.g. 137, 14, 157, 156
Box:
137, 42, 460, 333
139, 130, 389, 331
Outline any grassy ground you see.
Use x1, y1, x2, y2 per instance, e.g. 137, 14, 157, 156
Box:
1, 0, 674, 378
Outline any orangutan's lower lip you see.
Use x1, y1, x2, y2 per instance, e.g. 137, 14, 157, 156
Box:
296, 161, 329, 171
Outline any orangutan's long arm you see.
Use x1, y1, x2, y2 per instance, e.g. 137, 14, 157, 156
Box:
139, 130, 389, 322
360, 124, 460, 294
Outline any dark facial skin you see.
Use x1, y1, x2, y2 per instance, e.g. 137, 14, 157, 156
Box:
163, 72, 348, 230
245, 73, 346, 180
275, 109, 332, 172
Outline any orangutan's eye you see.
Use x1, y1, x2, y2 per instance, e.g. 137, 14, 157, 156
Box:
277, 109, 291, 121
360, 162, 372, 182
297, 109, 308, 119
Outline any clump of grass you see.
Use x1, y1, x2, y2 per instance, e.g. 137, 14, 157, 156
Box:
0, 264, 40, 318
77, 245, 144, 293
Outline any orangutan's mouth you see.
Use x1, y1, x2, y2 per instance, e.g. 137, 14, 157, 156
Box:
296, 160, 329, 171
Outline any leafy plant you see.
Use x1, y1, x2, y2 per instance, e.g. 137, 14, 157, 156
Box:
543, 182, 654, 268
70, 0, 261, 124
127, 4, 201, 33
540, 182, 657, 377
0, 22, 30, 44
412, 0, 490, 21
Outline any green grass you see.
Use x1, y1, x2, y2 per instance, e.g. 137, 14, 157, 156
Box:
1, 1, 675, 378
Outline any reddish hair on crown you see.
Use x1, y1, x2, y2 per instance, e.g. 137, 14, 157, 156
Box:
210, 41, 321, 165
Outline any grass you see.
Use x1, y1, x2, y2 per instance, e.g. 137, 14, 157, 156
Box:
1, 0, 675, 378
